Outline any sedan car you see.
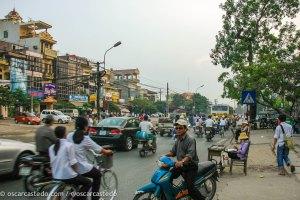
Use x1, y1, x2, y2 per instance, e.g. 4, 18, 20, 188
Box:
15, 112, 41, 125
0, 139, 35, 178
89, 117, 140, 151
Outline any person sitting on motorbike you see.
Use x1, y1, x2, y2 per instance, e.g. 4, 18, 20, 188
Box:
35, 115, 56, 157
139, 115, 157, 148
49, 126, 92, 200
219, 117, 227, 131
166, 119, 205, 200
227, 132, 250, 160
67, 117, 113, 200
205, 115, 215, 134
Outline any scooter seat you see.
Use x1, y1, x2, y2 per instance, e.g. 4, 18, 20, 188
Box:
31, 155, 50, 163
197, 161, 216, 176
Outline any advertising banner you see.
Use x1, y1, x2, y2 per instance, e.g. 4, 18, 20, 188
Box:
44, 83, 57, 96
69, 95, 88, 102
10, 58, 28, 92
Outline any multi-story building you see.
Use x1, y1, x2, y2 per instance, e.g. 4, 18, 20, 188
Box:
0, 40, 45, 114
55, 54, 95, 106
0, 9, 57, 83
111, 68, 141, 103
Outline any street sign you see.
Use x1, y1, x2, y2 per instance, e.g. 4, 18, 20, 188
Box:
241, 91, 256, 104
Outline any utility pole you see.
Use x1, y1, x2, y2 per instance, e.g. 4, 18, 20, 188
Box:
166, 82, 169, 116
159, 88, 162, 101
96, 62, 101, 120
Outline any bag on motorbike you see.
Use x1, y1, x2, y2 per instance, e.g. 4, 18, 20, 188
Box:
280, 125, 295, 150
136, 131, 154, 141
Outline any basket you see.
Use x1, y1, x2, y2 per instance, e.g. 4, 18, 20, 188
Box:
96, 155, 113, 169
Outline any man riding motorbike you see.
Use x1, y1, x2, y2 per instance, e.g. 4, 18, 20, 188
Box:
35, 115, 56, 157
139, 115, 157, 148
165, 119, 206, 200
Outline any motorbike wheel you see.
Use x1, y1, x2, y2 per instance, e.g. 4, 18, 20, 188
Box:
196, 177, 217, 200
139, 150, 146, 157
24, 173, 44, 192
133, 192, 162, 200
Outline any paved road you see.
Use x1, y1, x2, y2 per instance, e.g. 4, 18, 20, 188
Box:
0, 130, 230, 200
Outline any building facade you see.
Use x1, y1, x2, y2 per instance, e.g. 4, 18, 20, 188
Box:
0, 9, 57, 83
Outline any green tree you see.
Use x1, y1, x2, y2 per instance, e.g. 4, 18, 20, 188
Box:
154, 101, 167, 113
54, 100, 76, 110
0, 86, 13, 107
109, 102, 120, 113
192, 93, 210, 114
129, 98, 158, 114
211, 0, 300, 119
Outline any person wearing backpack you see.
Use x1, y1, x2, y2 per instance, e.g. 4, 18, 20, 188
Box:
271, 114, 295, 175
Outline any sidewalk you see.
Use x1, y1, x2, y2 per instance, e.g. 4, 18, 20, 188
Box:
215, 129, 300, 200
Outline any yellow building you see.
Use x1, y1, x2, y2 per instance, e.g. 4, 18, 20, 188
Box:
0, 9, 57, 82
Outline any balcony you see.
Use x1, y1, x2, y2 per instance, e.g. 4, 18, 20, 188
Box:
43, 72, 54, 80
43, 48, 57, 59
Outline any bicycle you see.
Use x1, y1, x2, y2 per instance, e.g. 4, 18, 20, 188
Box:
47, 149, 118, 200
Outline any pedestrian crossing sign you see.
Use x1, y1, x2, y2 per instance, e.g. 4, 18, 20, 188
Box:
241, 91, 256, 104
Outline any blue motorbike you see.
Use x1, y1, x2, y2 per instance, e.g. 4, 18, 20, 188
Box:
133, 156, 218, 200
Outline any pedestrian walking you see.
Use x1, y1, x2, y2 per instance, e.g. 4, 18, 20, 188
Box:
271, 114, 295, 175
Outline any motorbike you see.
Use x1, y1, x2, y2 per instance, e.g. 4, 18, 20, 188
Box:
205, 127, 215, 142
195, 122, 205, 138
19, 155, 53, 192
133, 156, 218, 200
136, 129, 157, 157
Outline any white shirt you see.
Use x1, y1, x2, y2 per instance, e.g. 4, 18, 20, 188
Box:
205, 119, 214, 128
139, 121, 153, 133
274, 122, 293, 147
67, 132, 103, 174
220, 119, 226, 126
49, 139, 78, 180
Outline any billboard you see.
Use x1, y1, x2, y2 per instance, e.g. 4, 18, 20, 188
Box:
44, 83, 57, 96
28, 89, 44, 99
10, 58, 28, 92
69, 95, 88, 102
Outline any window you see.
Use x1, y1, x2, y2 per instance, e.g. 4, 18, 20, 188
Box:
3, 31, 8, 38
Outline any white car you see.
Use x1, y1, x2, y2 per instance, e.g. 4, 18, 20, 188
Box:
40, 110, 70, 124
0, 139, 35, 178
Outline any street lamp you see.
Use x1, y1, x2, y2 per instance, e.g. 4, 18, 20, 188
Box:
96, 41, 122, 119
193, 84, 204, 114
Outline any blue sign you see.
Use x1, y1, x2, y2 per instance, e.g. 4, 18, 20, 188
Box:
241, 91, 256, 104
69, 95, 88, 102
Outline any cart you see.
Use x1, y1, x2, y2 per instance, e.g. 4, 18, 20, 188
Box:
208, 144, 226, 174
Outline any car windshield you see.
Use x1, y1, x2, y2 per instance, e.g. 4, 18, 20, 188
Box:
26, 113, 35, 117
159, 118, 173, 123
97, 118, 127, 127
55, 111, 64, 115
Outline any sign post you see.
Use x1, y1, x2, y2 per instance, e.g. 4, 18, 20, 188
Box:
241, 91, 256, 122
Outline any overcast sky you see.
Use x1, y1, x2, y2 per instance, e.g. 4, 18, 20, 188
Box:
1, 0, 299, 106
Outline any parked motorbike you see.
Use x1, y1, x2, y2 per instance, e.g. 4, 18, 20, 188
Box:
133, 156, 218, 200
19, 155, 52, 192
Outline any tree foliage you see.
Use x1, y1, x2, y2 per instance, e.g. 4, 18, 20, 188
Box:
129, 98, 158, 114
211, 0, 300, 118
170, 93, 210, 114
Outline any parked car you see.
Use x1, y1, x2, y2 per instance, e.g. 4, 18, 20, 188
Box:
58, 109, 79, 119
15, 112, 41, 125
40, 110, 70, 124
0, 139, 35, 178
157, 117, 174, 137
89, 117, 140, 151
